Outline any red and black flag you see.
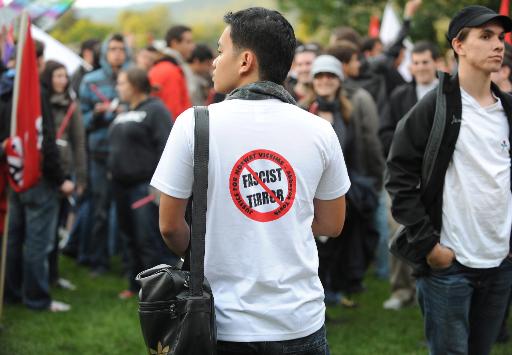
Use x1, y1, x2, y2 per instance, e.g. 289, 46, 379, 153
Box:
5, 16, 42, 192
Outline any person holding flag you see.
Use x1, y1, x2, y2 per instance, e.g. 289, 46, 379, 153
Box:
2, 15, 73, 312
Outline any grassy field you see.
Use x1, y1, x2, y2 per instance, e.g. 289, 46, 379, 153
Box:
0, 256, 510, 355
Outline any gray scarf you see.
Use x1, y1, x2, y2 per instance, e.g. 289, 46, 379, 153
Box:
226, 81, 297, 105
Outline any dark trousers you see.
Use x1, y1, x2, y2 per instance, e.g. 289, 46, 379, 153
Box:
112, 180, 177, 291
417, 257, 512, 355
48, 198, 71, 283
217, 325, 329, 355
5, 180, 59, 309
88, 158, 112, 272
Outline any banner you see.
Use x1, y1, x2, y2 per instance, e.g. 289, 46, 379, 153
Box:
5, 0, 74, 30
31, 24, 88, 74
1, 24, 14, 65
380, 2, 412, 82
5, 15, 42, 192
368, 15, 380, 38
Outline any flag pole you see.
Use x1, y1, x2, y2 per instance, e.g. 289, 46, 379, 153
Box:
10, 11, 27, 135
0, 10, 28, 323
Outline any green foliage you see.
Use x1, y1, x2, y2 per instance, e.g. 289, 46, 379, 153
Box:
117, 5, 171, 49
0, 257, 510, 354
278, 0, 503, 46
51, 18, 114, 47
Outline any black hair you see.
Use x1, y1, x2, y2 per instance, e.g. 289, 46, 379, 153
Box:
412, 40, 441, 60
80, 38, 100, 57
121, 67, 152, 94
327, 41, 359, 64
40, 60, 69, 96
188, 44, 214, 63
109, 33, 125, 45
165, 25, 192, 47
144, 45, 158, 52
330, 26, 362, 49
223, 7, 296, 84
35, 40, 45, 59
361, 37, 382, 53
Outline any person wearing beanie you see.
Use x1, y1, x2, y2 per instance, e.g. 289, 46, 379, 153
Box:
386, 5, 512, 355
300, 54, 384, 308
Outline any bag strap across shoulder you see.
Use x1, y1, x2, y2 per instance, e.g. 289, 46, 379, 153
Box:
190, 106, 209, 296
421, 71, 446, 189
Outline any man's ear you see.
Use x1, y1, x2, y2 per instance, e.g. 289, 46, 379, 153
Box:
238, 50, 257, 76
169, 39, 180, 49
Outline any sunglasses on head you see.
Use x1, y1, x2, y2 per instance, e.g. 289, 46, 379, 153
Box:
296, 43, 320, 54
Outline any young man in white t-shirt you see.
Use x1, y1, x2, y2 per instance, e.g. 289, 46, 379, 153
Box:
151, 7, 350, 355
386, 5, 512, 355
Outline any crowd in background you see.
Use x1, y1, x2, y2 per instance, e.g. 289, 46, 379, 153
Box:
0, 0, 511, 345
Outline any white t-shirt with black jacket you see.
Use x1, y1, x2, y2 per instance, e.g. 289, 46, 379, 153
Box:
151, 98, 351, 342
441, 88, 512, 268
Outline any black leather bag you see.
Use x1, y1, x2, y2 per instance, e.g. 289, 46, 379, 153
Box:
136, 106, 216, 355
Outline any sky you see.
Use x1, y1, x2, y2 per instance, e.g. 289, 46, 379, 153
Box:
74, 0, 181, 8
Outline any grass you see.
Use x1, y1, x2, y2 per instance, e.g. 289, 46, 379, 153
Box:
0, 256, 510, 355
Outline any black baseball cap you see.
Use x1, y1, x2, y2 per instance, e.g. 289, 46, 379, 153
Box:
447, 5, 512, 44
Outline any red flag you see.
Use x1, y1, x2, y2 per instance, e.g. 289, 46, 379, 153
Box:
5, 17, 42, 193
368, 15, 380, 38
500, 0, 512, 44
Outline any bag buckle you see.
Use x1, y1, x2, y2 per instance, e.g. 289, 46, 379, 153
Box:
169, 303, 177, 319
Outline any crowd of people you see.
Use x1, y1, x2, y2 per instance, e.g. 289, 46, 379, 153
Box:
0, 23, 216, 310
0, 1, 512, 354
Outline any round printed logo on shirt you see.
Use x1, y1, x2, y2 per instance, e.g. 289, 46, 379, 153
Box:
229, 149, 296, 222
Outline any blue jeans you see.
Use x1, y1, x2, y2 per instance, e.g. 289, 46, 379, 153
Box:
417, 257, 512, 355
5, 180, 59, 309
73, 195, 93, 265
88, 158, 112, 272
112, 180, 177, 291
374, 189, 389, 279
217, 325, 330, 355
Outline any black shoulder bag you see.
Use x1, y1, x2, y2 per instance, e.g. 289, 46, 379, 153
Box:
136, 106, 216, 355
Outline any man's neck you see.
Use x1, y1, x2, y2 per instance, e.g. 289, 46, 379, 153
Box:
499, 79, 512, 93
130, 93, 148, 109
417, 78, 438, 87
458, 63, 495, 106
236, 73, 262, 89
294, 82, 310, 96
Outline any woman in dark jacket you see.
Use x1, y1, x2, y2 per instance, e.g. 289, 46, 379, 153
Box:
300, 55, 384, 306
40, 60, 87, 290
110, 67, 176, 299
41, 61, 87, 194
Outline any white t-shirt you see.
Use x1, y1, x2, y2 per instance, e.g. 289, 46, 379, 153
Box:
416, 79, 438, 101
441, 88, 512, 268
151, 98, 350, 342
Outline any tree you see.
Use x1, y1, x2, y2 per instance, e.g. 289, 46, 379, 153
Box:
117, 5, 171, 48
278, 0, 502, 46
51, 18, 114, 46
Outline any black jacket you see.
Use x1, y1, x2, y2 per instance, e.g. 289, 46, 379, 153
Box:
385, 73, 512, 274
108, 97, 172, 185
379, 81, 418, 157
351, 18, 411, 117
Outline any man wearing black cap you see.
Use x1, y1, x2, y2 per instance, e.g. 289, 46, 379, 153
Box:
386, 5, 512, 355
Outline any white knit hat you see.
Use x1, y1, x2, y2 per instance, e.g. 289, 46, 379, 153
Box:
311, 55, 344, 80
